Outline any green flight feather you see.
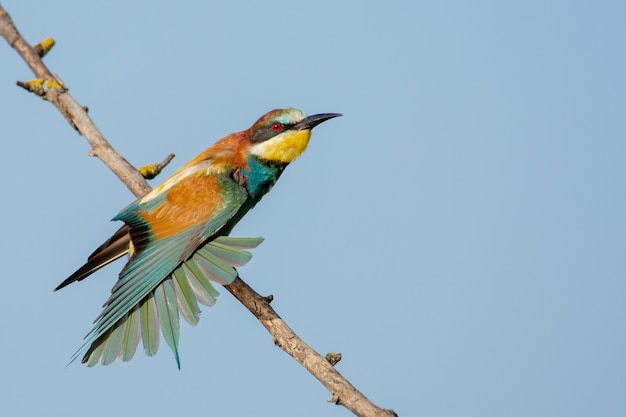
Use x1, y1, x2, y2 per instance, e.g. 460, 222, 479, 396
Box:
120, 306, 141, 362
85, 338, 106, 367
189, 247, 238, 285
154, 278, 181, 368
181, 261, 220, 306
203, 241, 254, 266
140, 294, 159, 356
171, 267, 201, 326
100, 316, 125, 365
212, 236, 265, 249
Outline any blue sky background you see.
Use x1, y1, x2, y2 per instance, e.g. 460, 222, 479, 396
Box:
1, 1, 624, 416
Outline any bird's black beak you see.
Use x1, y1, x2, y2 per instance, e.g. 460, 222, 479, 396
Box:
296, 113, 342, 130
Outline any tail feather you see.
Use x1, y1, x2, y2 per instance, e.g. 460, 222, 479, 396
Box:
55, 225, 131, 291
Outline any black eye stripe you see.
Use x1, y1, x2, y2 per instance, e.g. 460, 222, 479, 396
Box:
250, 122, 292, 143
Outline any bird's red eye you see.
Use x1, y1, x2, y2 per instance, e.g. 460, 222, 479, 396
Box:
271, 122, 282, 131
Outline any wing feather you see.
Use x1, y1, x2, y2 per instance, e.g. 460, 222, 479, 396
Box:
171, 267, 201, 326
154, 278, 181, 368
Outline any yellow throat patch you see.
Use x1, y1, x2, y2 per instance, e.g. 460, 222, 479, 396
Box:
250, 129, 312, 164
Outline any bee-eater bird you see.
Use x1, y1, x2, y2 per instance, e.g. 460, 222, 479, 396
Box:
55, 108, 341, 367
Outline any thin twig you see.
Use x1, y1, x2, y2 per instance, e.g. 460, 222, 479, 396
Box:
138, 153, 176, 179
0, 5, 396, 417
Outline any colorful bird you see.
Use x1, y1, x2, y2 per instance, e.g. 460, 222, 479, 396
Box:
56, 108, 341, 367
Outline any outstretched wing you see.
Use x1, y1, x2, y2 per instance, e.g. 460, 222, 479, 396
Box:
72, 171, 257, 367
79, 236, 264, 367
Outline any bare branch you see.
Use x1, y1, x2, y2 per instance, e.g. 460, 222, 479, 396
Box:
0, 5, 396, 417
0, 5, 150, 198
224, 278, 397, 417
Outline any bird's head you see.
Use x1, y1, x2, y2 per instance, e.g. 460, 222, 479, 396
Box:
248, 108, 341, 164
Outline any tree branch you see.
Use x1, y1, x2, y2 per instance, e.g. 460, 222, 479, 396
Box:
225, 277, 397, 417
0, 6, 151, 198
0, 5, 396, 417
